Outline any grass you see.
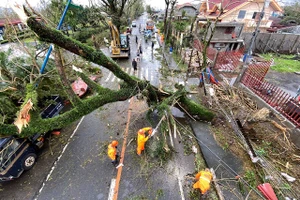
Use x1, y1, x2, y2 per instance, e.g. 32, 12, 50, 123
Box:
172, 51, 187, 71
22, 38, 35, 43
261, 53, 300, 72
243, 170, 257, 188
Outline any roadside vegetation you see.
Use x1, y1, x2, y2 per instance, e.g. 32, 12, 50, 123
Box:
261, 53, 300, 72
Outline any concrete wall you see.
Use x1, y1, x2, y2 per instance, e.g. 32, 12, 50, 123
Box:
242, 32, 300, 54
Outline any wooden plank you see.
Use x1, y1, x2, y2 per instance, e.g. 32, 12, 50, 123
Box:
210, 168, 225, 200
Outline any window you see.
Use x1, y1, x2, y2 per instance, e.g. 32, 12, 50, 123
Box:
224, 27, 235, 34
237, 10, 246, 19
252, 12, 264, 21
0, 139, 19, 171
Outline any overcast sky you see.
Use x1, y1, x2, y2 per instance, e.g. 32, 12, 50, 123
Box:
3, 0, 196, 9
3, 0, 89, 8
3, 0, 295, 10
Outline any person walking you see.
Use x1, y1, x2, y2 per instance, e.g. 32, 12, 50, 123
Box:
139, 45, 143, 60
193, 168, 213, 196
136, 127, 153, 156
136, 35, 138, 44
107, 140, 119, 167
151, 41, 155, 51
132, 58, 137, 73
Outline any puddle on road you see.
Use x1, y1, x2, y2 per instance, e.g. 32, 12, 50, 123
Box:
97, 193, 104, 199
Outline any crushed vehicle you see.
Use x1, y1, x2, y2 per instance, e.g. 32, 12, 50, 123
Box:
0, 95, 64, 181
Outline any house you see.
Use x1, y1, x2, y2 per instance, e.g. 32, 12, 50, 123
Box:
174, 3, 197, 19
153, 10, 165, 22
0, 18, 27, 40
197, 0, 283, 33
196, 21, 244, 51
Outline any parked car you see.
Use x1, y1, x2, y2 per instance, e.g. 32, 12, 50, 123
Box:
126, 27, 132, 34
0, 95, 64, 181
131, 21, 137, 27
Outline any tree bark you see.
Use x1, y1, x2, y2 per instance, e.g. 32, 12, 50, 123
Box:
0, 17, 214, 137
163, 0, 170, 37
54, 48, 82, 106
165, 0, 176, 41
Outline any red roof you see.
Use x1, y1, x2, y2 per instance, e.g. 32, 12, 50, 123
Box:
0, 19, 23, 27
176, 3, 196, 10
202, 0, 282, 17
207, 0, 247, 10
202, 0, 247, 17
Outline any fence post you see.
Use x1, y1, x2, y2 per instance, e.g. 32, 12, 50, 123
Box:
263, 34, 273, 53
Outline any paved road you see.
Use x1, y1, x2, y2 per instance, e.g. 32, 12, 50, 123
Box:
0, 12, 197, 200
100, 16, 162, 89
34, 13, 195, 200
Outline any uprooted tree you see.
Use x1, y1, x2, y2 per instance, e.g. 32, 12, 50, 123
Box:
0, 14, 214, 138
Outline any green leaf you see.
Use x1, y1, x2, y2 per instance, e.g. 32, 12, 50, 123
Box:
69, 3, 83, 10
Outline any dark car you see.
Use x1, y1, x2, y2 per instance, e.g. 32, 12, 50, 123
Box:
0, 95, 64, 181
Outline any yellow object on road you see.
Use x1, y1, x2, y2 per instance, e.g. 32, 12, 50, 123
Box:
193, 169, 213, 194
107, 140, 118, 161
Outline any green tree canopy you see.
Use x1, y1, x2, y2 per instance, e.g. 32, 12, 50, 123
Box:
281, 2, 300, 25
0, 15, 214, 138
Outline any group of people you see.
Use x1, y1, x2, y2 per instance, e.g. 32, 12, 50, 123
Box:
132, 35, 155, 74
107, 127, 153, 168
107, 126, 213, 197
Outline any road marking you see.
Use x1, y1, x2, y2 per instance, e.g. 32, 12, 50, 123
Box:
111, 74, 116, 82
105, 72, 112, 82
151, 70, 154, 81
178, 178, 185, 200
117, 67, 125, 82
108, 178, 116, 200
105, 67, 155, 82
112, 97, 133, 200
146, 68, 149, 80
127, 67, 133, 75
34, 116, 85, 200
139, 67, 143, 79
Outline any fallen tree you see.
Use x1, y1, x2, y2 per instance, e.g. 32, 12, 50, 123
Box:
0, 15, 214, 137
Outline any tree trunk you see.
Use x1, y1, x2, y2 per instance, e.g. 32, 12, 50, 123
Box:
163, 2, 170, 37
165, 1, 176, 41
0, 17, 214, 137
54, 48, 82, 106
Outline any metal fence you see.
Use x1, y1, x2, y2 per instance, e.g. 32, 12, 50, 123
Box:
241, 64, 300, 127
193, 39, 245, 72
193, 39, 299, 127
214, 49, 244, 72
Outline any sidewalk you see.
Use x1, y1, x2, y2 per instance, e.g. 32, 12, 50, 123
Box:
190, 121, 246, 199
156, 33, 178, 71
157, 33, 249, 199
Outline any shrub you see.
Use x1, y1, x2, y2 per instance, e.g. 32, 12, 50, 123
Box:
72, 28, 102, 43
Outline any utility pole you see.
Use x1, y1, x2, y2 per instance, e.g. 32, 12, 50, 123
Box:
235, 0, 269, 85
243, 0, 270, 64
